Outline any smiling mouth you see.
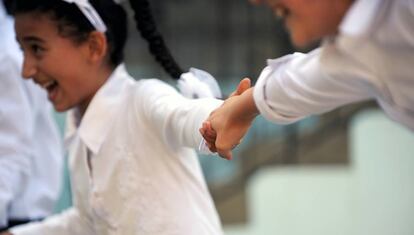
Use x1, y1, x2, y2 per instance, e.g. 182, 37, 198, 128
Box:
39, 80, 59, 102
42, 80, 58, 90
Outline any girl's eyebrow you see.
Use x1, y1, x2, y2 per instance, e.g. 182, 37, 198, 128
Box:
21, 36, 46, 44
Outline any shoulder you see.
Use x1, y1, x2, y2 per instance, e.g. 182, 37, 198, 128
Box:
135, 78, 180, 97
137, 78, 176, 89
131, 78, 182, 112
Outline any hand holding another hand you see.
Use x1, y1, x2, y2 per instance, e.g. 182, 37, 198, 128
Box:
200, 78, 259, 160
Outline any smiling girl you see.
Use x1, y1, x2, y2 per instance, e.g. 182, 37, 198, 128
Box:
6, 0, 226, 234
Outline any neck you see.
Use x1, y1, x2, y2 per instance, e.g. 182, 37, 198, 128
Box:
78, 64, 114, 118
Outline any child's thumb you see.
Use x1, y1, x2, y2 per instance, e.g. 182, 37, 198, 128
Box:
231, 78, 251, 97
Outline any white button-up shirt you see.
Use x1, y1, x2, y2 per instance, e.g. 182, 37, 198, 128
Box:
253, 0, 414, 130
12, 65, 224, 235
0, 3, 63, 228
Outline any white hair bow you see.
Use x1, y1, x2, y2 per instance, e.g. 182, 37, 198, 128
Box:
61, 0, 107, 32
178, 68, 222, 99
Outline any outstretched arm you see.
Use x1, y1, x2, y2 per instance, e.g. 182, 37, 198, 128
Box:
137, 79, 223, 150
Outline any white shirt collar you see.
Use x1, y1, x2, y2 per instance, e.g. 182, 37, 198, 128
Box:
339, 0, 383, 37
65, 64, 132, 154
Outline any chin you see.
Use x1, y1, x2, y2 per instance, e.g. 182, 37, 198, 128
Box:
54, 104, 70, 113
290, 31, 321, 49
290, 33, 311, 48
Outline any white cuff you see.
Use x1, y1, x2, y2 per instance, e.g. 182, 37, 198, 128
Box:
253, 55, 302, 124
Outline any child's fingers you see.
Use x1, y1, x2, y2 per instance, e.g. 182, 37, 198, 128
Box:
217, 149, 232, 160
238, 78, 251, 93
200, 123, 218, 152
202, 133, 216, 145
200, 128, 213, 143
215, 139, 236, 160
230, 78, 251, 97
214, 126, 245, 160
215, 130, 239, 152
206, 141, 217, 153
201, 121, 231, 158
204, 122, 217, 137
201, 122, 217, 142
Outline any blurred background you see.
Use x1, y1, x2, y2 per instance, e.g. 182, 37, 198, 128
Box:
53, 0, 414, 234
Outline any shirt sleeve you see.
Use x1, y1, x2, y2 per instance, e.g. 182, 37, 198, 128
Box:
0, 56, 34, 227
253, 47, 373, 124
136, 79, 222, 149
10, 207, 95, 235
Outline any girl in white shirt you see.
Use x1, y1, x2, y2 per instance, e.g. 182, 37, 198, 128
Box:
6, 0, 226, 234
201, 0, 414, 159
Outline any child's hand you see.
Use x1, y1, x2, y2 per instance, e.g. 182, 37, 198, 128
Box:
200, 121, 217, 153
200, 78, 256, 159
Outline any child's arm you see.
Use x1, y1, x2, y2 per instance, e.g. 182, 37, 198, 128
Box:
137, 79, 223, 150
138, 79, 251, 152
200, 79, 258, 159
252, 49, 373, 124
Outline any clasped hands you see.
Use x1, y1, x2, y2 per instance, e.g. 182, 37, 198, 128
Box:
199, 78, 259, 160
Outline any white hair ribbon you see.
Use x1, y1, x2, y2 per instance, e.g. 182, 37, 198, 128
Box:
178, 68, 222, 99
61, 0, 107, 32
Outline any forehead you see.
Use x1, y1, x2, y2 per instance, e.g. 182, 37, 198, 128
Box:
14, 12, 59, 40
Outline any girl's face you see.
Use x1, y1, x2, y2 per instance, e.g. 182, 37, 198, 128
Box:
15, 12, 108, 113
255, 0, 353, 47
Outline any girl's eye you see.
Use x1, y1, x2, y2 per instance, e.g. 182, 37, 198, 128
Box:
29, 44, 44, 56
30, 44, 44, 56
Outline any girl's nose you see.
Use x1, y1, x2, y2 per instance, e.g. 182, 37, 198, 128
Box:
21, 55, 37, 79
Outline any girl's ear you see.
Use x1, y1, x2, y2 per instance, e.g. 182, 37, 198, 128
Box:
86, 31, 108, 64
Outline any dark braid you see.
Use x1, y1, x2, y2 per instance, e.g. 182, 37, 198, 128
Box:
129, 0, 183, 79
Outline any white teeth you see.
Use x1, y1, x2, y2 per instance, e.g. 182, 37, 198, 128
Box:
42, 81, 53, 88
42, 80, 56, 90
274, 7, 288, 19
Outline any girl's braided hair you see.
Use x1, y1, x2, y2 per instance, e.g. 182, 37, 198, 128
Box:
129, 0, 183, 79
